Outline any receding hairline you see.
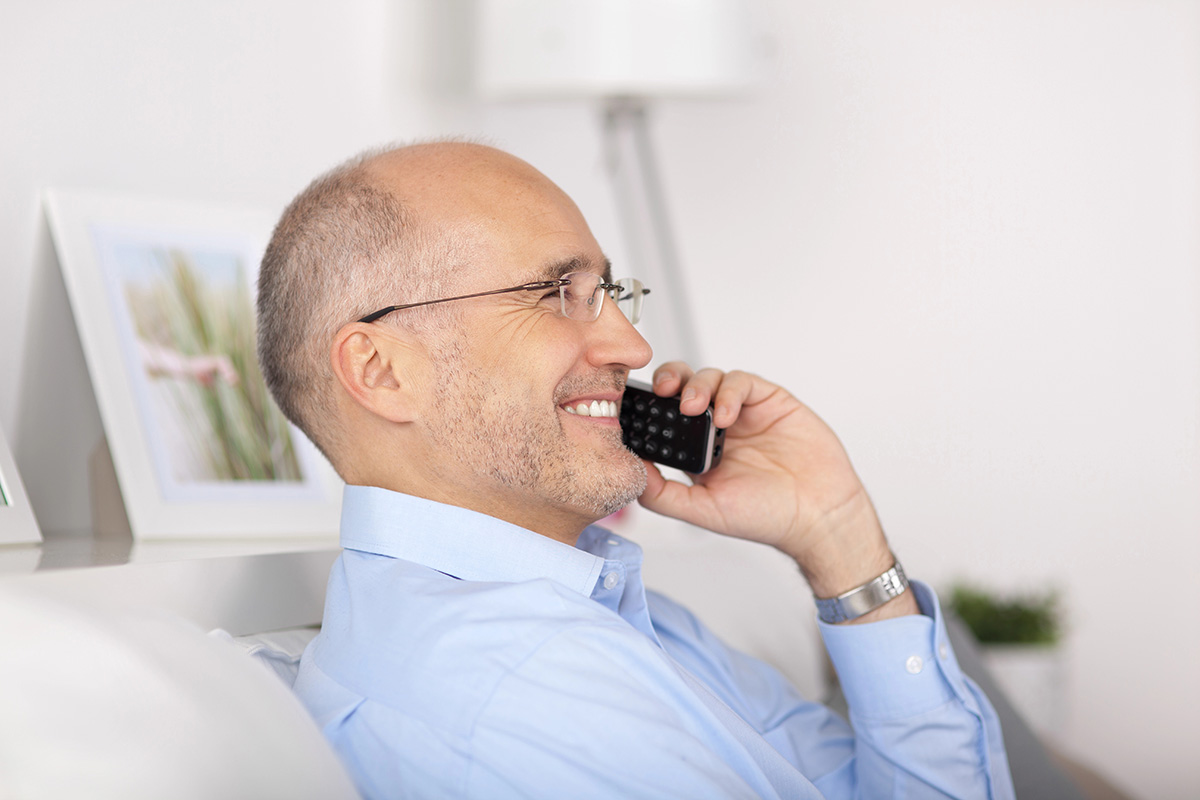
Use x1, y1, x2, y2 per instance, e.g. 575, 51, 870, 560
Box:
357, 140, 598, 282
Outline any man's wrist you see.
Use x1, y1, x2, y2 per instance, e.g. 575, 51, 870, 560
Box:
791, 490, 893, 597
814, 561, 909, 624
787, 489, 921, 622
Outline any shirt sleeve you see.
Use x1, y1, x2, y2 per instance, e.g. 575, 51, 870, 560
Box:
816, 580, 1016, 799
649, 581, 1015, 800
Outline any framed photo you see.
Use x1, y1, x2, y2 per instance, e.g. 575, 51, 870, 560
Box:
44, 190, 342, 540
0, 428, 41, 544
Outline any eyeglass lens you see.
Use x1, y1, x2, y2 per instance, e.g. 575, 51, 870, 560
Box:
560, 272, 645, 324
616, 278, 644, 324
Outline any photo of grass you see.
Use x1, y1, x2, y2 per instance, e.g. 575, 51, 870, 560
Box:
47, 191, 337, 537
114, 242, 302, 484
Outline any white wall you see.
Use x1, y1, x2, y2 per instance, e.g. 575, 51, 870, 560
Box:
478, 3, 1200, 797
668, 3, 1198, 796
0, 0, 446, 530
2, 1, 1197, 797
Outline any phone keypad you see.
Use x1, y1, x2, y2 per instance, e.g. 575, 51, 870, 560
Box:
620, 390, 724, 473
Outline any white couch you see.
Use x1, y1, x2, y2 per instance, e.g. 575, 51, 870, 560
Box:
0, 558, 358, 800
0, 532, 1110, 800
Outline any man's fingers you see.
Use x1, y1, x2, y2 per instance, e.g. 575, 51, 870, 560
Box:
675, 368, 723, 415
649, 362, 730, 416
651, 362, 692, 396
649, 364, 764, 430
711, 370, 756, 429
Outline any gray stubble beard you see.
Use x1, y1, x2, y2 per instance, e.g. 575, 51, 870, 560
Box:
427, 353, 647, 522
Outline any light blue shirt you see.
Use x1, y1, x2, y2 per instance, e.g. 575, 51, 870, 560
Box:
295, 486, 1014, 799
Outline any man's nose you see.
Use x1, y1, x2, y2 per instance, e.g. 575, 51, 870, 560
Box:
586, 298, 653, 370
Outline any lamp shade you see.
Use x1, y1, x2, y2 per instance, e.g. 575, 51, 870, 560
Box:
476, 0, 758, 99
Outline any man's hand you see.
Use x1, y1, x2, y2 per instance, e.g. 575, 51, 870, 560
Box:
636, 363, 918, 619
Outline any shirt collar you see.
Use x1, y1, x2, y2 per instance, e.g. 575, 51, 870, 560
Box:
339, 485, 606, 598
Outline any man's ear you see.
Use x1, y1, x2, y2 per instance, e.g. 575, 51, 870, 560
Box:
330, 322, 427, 424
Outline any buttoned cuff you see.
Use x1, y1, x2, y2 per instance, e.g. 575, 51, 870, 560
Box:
818, 581, 977, 721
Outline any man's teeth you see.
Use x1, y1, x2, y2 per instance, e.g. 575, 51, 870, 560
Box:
564, 400, 618, 418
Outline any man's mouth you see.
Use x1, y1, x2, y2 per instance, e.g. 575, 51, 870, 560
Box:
562, 399, 620, 418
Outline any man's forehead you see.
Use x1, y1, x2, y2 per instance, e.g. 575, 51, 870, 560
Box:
364, 143, 610, 286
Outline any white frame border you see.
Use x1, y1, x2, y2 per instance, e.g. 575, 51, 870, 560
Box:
43, 189, 342, 540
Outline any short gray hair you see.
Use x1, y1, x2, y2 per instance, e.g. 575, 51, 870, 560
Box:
256, 147, 456, 470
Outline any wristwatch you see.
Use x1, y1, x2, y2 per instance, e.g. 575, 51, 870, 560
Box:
814, 561, 909, 624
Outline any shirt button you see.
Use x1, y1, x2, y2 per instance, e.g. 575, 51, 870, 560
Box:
607, 539, 620, 547
938, 642, 949, 660
603, 572, 620, 590
905, 655, 924, 674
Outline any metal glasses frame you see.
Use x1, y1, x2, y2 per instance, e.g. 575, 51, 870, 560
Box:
357, 274, 649, 324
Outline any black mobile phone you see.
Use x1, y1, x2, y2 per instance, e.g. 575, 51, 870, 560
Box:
620, 380, 725, 474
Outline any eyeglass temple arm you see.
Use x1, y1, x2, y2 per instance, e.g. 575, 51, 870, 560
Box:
358, 280, 567, 323
615, 286, 651, 300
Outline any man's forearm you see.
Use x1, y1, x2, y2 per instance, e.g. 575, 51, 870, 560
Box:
787, 487, 921, 623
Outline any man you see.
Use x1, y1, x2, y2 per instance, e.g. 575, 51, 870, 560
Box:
257, 141, 1014, 799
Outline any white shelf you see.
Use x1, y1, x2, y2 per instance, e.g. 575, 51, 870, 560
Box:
0, 531, 340, 635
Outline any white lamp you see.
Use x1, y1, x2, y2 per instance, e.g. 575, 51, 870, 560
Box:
475, 0, 759, 364
477, 0, 757, 100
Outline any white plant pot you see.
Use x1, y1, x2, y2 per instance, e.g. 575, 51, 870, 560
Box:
980, 643, 1067, 742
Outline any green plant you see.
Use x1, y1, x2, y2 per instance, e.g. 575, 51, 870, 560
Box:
948, 584, 1062, 645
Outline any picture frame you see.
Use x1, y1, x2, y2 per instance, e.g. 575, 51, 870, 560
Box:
44, 189, 342, 540
0, 428, 42, 544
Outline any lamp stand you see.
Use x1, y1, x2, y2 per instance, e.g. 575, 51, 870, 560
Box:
602, 98, 702, 367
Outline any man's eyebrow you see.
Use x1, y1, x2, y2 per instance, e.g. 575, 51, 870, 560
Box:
533, 257, 613, 283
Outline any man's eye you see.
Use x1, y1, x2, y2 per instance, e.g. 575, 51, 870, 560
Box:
539, 289, 561, 303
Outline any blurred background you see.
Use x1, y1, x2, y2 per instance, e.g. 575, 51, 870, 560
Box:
1, 2, 1197, 796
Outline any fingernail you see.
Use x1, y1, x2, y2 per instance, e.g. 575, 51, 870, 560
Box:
654, 372, 673, 387
682, 388, 697, 403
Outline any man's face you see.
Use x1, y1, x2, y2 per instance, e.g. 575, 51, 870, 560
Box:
410, 153, 654, 538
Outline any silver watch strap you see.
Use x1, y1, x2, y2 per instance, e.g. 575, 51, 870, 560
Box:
814, 561, 909, 624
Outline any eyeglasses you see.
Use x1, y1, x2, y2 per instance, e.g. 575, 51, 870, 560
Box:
357, 271, 650, 325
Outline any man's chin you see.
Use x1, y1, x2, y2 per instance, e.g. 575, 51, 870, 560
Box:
597, 452, 648, 516
565, 443, 647, 520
